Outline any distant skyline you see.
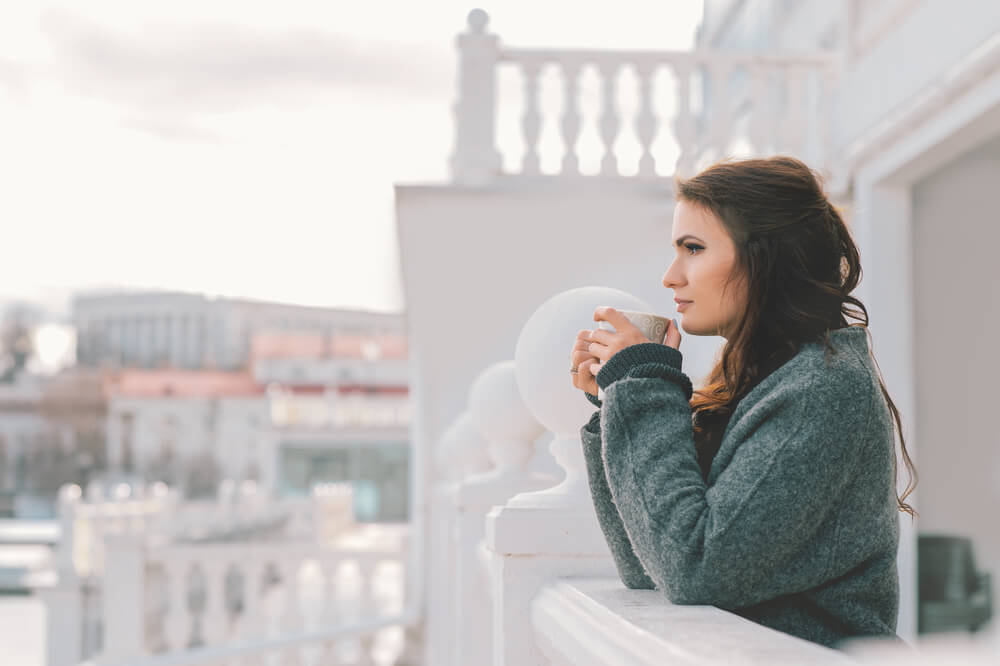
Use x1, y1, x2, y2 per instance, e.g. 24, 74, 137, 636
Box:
1, 1, 704, 320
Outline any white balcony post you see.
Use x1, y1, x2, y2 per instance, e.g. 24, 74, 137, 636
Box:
425, 411, 490, 666
41, 484, 84, 666
101, 533, 148, 661
485, 286, 657, 666
455, 360, 550, 666
450, 8, 502, 185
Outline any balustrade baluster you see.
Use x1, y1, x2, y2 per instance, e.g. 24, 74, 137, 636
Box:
779, 64, 807, 154
321, 556, 343, 628
672, 62, 696, 176
356, 557, 379, 618
200, 557, 231, 646
163, 557, 193, 651
748, 64, 771, 155
709, 60, 733, 159
559, 60, 582, 176
817, 65, 837, 168
280, 558, 306, 666
227, 559, 266, 666
356, 632, 377, 666
635, 61, 658, 177
520, 58, 543, 176
598, 61, 621, 176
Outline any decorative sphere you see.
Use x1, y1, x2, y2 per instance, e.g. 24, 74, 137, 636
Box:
59, 484, 82, 503
437, 411, 491, 479
467, 8, 489, 33
514, 286, 653, 434
468, 361, 544, 443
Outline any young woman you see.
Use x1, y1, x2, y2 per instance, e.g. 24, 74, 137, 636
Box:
568, 156, 917, 650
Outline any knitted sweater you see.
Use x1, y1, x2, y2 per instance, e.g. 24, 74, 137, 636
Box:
580, 326, 901, 649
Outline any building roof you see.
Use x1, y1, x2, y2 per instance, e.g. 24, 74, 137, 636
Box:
105, 369, 265, 398
251, 332, 408, 361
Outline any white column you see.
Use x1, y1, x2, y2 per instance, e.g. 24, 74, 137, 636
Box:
486, 286, 655, 666
424, 412, 490, 666
454, 361, 548, 666
101, 534, 148, 660
852, 181, 918, 644
449, 9, 502, 185
41, 484, 84, 666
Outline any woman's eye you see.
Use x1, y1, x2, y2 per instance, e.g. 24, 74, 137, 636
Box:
684, 243, 703, 255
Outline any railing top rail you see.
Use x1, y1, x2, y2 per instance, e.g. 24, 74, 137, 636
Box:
146, 540, 407, 561
82, 611, 419, 666
498, 47, 840, 69
531, 578, 854, 666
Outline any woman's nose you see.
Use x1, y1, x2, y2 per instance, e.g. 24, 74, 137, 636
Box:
662, 262, 682, 289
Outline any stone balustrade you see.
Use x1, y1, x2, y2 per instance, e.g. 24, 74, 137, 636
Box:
450, 9, 839, 185
427, 284, 1000, 664
97, 534, 409, 664
44, 480, 408, 666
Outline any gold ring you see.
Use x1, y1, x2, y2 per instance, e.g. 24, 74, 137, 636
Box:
570, 367, 579, 374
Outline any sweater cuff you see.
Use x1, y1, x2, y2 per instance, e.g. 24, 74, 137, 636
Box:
595, 343, 693, 400
585, 391, 602, 408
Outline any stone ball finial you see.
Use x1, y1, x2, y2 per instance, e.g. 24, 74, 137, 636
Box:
468, 361, 545, 444
438, 411, 492, 481
467, 8, 489, 33
514, 287, 653, 435
58, 483, 82, 504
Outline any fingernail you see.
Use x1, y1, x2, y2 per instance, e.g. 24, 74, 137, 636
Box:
672, 318, 679, 330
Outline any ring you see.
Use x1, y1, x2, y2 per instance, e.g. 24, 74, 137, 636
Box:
570, 367, 579, 374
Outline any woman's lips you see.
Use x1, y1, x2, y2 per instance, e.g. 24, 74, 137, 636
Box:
676, 301, 692, 312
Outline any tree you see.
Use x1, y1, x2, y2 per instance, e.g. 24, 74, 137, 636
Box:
0, 303, 40, 383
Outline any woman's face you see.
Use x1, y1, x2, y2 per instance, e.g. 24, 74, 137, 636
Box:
662, 199, 748, 339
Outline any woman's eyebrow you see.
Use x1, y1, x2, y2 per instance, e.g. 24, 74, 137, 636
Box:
674, 234, 706, 247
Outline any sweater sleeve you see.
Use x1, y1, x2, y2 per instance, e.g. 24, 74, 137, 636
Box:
580, 410, 656, 589
595, 344, 874, 610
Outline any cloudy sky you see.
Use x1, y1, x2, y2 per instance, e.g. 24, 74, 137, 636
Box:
1, 1, 703, 319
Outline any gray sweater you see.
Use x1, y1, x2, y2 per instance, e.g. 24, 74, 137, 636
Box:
580, 326, 901, 649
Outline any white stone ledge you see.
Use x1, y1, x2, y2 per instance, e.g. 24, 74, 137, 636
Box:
530, 577, 855, 666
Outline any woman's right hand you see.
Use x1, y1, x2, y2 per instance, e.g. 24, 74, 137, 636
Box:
570, 329, 601, 396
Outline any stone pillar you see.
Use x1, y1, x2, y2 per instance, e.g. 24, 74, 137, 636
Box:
100, 534, 147, 661
424, 412, 490, 666
454, 360, 550, 665
486, 286, 655, 666
41, 484, 84, 666
449, 9, 502, 185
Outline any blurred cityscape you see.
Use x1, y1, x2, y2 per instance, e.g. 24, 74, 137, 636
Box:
4, 1, 1000, 665
0, 291, 415, 664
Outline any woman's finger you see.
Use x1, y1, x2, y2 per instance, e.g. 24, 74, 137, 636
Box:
662, 318, 682, 349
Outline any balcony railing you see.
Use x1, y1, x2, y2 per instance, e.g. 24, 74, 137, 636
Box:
41, 483, 419, 666
425, 284, 1000, 665
450, 9, 839, 185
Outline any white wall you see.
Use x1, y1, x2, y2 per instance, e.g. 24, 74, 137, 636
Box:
395, 181, 725, 498
912, 134, 1000, 580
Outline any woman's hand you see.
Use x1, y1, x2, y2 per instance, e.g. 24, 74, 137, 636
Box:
570, 329, 602, 396
588, 306, 682, 375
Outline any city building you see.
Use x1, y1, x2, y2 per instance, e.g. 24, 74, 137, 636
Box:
103, 328, 411, 520
73, 290, 405, 371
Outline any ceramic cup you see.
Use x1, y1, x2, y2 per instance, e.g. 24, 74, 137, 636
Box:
596, 309, 672, 343
595, 310, 675, 400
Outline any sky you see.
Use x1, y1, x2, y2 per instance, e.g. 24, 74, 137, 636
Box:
1, 1, 704, 322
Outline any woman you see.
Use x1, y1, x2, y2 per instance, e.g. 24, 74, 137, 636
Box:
569, 156, 917, 650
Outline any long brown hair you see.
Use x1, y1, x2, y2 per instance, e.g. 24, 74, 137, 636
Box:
675, 156, 917, 518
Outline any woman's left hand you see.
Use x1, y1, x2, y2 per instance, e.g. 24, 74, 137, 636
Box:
588, 306, 682, 375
